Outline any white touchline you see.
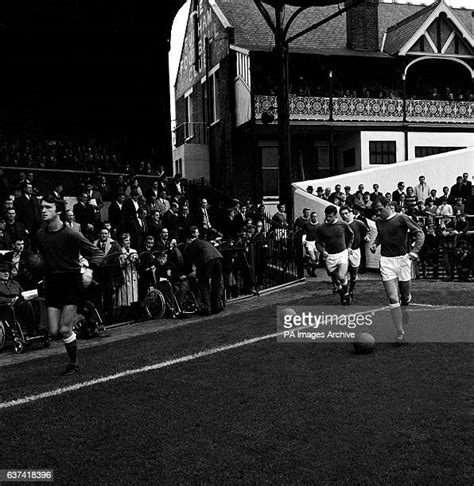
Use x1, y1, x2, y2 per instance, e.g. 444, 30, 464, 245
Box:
0, 332, 281, 411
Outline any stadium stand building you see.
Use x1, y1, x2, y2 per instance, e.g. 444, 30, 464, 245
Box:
173, 0, 474, 203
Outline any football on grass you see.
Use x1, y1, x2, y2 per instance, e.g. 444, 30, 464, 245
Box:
353, 332, 375, 354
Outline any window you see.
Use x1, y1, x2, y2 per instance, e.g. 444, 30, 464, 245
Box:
184, 92, 193, 139
316, 146, 330, 170
415, 146, 463, 158
175, 158, 183, 175
209, 70, 220, 124
343, 148, 356, 168
369, 141, 396, 165
261, 145, 279, 197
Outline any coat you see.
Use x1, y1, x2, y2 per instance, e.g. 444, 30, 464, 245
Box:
14, 195, 42, 234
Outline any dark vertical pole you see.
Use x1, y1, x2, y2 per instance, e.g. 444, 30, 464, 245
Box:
275, 5, 293, 220
205, 36, 214, 187
329, 70, 334, 122
402, 73, 407, 123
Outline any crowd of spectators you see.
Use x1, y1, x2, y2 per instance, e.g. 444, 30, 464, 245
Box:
0, 169, 287, 326
305, 172, 474, 281
261, 73, 473, 102
0, 131, 162, 174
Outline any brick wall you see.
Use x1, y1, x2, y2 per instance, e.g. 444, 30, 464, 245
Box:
346, 0, 379, 51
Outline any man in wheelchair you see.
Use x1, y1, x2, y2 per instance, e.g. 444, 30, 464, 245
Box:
0, 259, 38, 336
153, 251, 191, 315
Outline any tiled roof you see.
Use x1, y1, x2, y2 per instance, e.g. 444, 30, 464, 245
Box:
215, 0, 473, 55
383, 2, 438, 55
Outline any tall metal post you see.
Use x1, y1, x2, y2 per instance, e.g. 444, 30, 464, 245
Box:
275, 5, 293, 217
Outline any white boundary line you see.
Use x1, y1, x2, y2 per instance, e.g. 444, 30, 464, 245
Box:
0, 332, 281, 411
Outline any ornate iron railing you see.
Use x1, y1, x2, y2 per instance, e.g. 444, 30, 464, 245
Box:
254, 95, 474, 124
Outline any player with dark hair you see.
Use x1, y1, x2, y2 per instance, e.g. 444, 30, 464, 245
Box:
339, 205, 369, 303
36, 193, 104, 375
316, 205, 354, 305
370, 196, 425, 344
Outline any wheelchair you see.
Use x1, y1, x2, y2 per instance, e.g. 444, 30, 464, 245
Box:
0, 299, 50, 354
144, 277, 201, 320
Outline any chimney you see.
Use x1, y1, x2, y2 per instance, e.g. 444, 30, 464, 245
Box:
346, 0, 380, 51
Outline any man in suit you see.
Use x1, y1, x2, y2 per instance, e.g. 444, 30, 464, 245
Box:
3, 208, 27, 247
64, 210, 82, 233
161, 202, 180, 241
156, 190, 170, 215
195, 198, 215, 240
128, 207, 148, 252
4, 237, 35, 290
108, 193, 126, 237
167, 174, 183, 199
145, 179, 161, 204
85, 182, 104, 225
425, 189, 438, 206
14, 182, 42, 247
392, 181, 406, 204
94, 226, 121, 258
122, 189, 141, 224
148, 209, 163, 241
73, 192, 96, 240
184, 226, 224, 316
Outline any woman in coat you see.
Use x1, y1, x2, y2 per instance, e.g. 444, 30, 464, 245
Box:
114, 233, 139, 314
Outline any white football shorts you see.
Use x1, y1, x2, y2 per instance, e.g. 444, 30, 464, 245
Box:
379, 254, 412, 282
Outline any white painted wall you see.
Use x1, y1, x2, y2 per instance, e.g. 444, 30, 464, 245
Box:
173, 144, 210, 181
294, 146, 474, 198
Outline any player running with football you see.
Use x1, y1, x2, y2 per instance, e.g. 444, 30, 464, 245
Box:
316, 205, 354, 305
36, 193, 104, 375
339, 205, 369, 303
370, 196, 425, 344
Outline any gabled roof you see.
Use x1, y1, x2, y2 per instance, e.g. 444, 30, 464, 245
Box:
384, 0, 474, 55
214, 0, 474, 56
383, 2, 438, 55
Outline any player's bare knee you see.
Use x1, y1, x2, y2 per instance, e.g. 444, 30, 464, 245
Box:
59, 324, 73, 338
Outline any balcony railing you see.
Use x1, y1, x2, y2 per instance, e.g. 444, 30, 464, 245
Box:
173, 122, 208, 147
254, 95, 474, 124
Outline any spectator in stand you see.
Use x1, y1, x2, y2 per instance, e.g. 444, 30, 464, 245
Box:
168, 174, 184, 200
125, 177, 143, 198
122, 188, 141, 224
322, 188, 331, 201
73, 192, 96, 240
440, 220, 458, 281
354, 184, 365, 205
155, 228, 171, 253
396, 194, 407, 213
177, 204, 194, 243
384, 192, 393, 204
0, 223, 12, 250
108, 193, 126, 238
452, 197, 465, 216
344, 186, 356, 207
392, 181, 405, 204
461, 172, 471, 199
14, 182, 42, 246
306, 186, 314, 195
115, 233, 139, 317
370, 184, 382, 202
425, 200, 438, 217
96, 176, 110, 201
162, 202, 180, 241
412, 201, 429, 220
128, 207, 148, 252
425, 189, 438, 206
147, 209, 163, 241
145, 179, 161, 204
316, 187, 324, 198
3, 208, 27, 246
52, 183, 64, 201
329, 185, 344, 205
195, 198, 215, 240
222, 208, 239, 240
419, 219, 440, 279
0, 169, 8, 203
4, 237, 35, 290
449, 176, 464, 203
437, 186, 450, 205
85, 181, 104, 225
437, 200, 453, 217
156, 190, 170, 216
414, 175, 430, 203
404, 187, 417, 214
64, 210, 81, 233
